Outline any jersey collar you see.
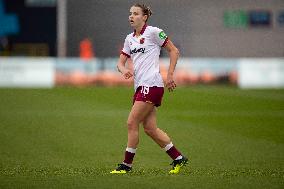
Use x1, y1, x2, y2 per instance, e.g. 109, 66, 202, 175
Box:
133, 24, 147, 37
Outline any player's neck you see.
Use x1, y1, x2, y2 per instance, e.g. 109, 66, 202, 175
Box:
134, 23, 146, 37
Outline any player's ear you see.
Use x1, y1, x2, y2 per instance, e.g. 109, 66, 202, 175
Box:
143, 15, 148, 22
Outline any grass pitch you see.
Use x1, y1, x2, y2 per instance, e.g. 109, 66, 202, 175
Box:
0, 86, 283, 188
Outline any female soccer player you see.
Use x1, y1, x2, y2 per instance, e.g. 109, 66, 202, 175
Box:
110, 3, 188, 174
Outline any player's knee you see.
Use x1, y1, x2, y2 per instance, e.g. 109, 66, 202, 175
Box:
127, 119, 137, 131
144, 127, 157, 137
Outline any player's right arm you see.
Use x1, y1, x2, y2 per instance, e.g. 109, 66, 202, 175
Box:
117, 54, 133, 79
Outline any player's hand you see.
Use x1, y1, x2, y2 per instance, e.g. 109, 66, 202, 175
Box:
166, 74, 176, 92
122, 69, 133, 79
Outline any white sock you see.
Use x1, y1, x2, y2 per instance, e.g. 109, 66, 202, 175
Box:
163, 142, 173, 151
175, 155, 183, 160
126, 147, 137, 153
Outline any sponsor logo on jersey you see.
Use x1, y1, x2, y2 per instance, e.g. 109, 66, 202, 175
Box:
130, 47, 145, 54
159, 31, 167, 40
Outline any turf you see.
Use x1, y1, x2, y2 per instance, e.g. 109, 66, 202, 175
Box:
0, 86, 283, 188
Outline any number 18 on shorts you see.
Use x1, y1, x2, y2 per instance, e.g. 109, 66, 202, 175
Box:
133, 86, 164, 107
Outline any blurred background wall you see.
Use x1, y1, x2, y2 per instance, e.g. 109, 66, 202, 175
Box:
0, 0, 56, 56
1, 0, 283, 57
0, 0, 284, 88
67, 0, 284, 57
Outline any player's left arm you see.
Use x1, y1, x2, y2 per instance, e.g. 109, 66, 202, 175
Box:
164, 39, 180, 92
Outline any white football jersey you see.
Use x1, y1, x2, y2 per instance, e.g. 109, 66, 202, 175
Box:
121, 25, 169, 91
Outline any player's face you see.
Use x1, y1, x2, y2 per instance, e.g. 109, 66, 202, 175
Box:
129, 6, 147, 28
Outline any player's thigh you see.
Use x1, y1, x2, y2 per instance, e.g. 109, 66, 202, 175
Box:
128, 101, 154, 126
142, 107, 157, 130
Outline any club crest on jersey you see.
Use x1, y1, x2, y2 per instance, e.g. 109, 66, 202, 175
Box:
140, 38, 145, 44
130, 47, 145, 54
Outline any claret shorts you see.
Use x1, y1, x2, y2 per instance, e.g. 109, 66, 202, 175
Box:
133, 86, 164, 107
